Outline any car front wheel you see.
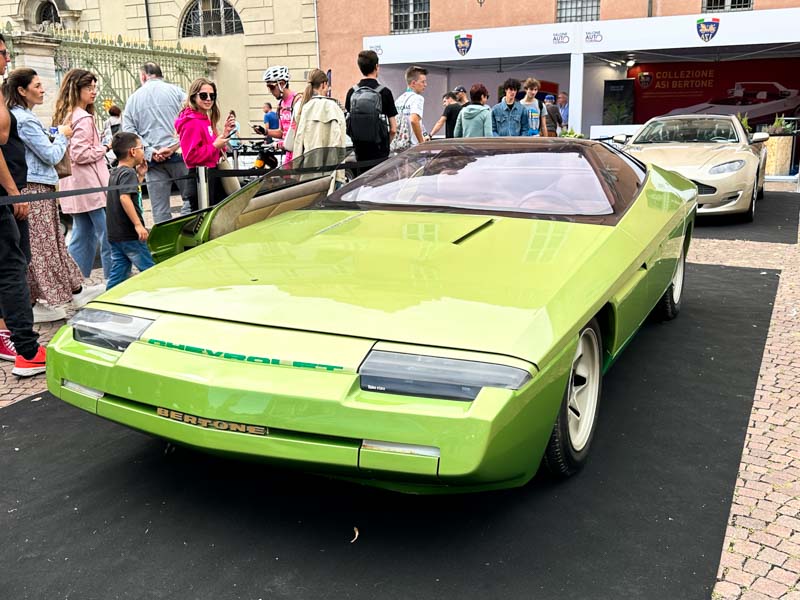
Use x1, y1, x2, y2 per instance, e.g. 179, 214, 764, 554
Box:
544, 318, 603, 478
741, 174, 757, 223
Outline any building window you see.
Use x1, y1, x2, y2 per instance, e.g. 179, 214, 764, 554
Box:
180, 0, 244, 37
702, 0, 752, 11
391, 0, 430, 34
556, 0, 600, 22
36, 1, 61, 25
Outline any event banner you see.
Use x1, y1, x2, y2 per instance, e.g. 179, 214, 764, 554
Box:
626, 58, 800, 125
602, 79, 634, 125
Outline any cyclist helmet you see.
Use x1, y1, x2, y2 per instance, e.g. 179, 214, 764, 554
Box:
262, 65, 290, 83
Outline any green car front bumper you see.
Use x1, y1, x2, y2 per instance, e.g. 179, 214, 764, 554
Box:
45, 306, 573, 494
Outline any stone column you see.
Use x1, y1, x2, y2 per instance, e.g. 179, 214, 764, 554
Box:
9, 33, 62, 125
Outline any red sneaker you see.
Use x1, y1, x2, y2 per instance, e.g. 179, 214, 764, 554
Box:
0, 329, 17, 362
12, 345, 46, 377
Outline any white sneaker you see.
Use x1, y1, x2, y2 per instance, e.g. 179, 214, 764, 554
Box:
72, 284, 106, 308
33, 303, 67, 323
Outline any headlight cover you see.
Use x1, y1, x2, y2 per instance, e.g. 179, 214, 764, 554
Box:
359, 351, 531, 402
69, 309, 154, 352
709, 160, 745, 174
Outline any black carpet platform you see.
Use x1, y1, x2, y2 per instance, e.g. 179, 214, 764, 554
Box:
694, 191, 799, 244
0, 264, 778, 600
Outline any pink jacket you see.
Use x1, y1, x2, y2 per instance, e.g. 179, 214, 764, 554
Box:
58, 108, 109, 214
175, 107, 222, 169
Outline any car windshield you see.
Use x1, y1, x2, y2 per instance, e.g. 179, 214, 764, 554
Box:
634, 118, 739, 144
320, 145, 614, 217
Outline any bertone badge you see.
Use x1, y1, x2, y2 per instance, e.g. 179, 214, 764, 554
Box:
638, 72, 653, 89
696, 18, 720, 43
455, 34, 472, 56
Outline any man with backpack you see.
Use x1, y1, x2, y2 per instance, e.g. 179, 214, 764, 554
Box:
345, 50, 397, 172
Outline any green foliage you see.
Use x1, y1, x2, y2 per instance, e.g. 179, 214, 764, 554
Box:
559, 128, 585, 139
736, 112, 751, 133
767, 114, 795, 135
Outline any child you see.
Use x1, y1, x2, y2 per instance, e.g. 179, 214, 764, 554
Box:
105, 132, 155, 290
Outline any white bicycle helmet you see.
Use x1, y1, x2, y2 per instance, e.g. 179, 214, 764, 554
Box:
262, 65, 290, 83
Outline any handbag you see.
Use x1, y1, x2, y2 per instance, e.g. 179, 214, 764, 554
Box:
49, 126, 71, 178
217, 156, 241, 196
55, 147, 72, 178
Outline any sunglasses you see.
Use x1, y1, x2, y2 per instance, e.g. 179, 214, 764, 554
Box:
196, 92, 217, 101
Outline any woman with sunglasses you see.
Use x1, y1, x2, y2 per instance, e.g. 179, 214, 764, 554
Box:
52, 68, 113, 282
175, 78, 235, 207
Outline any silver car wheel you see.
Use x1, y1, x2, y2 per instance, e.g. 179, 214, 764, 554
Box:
567, 326, 601, 453
671, 245, 685, 305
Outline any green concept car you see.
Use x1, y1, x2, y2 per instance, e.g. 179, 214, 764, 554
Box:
46, 139, 697, 493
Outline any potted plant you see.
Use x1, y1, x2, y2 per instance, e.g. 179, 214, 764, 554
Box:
559, 128, 585, 139
737, 112, 751, 134
765, 114, 795, 176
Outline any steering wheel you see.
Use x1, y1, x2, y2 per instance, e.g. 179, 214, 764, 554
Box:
710, 136, 729, 142
518, 189, 575, 212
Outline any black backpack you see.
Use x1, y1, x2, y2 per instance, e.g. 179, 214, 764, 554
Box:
348, 84, 388, 145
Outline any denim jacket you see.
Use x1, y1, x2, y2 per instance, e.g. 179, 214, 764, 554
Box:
11, 105, 68, 186
491, 101, 528, 137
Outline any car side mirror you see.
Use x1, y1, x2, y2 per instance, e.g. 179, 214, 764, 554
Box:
750, 132, 769, 143
612, 134, 628, 145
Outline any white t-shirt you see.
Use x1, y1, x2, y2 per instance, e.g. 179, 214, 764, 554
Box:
520, 98, 542, 136
396, 91, 425, 146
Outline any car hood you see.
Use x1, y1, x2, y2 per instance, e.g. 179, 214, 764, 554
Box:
100, 210, 616, 365
626, 142, 745, 171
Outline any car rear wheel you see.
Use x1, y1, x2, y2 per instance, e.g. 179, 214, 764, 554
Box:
654, 243, 686, 321
544, 319, 602, 478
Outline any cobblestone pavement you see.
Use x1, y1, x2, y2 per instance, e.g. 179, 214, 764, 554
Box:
1, 191, 798, 599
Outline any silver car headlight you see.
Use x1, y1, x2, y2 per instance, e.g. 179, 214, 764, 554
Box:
69, 309, 154, 352
709, 160, 745, 174
359, 350, 531, 402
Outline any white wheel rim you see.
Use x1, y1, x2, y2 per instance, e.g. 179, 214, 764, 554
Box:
567, 328, 601, 452
671, 246, 685, 304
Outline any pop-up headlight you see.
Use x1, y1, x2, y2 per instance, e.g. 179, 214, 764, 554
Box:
359, 350, 531, 402
70, 309, 154, 352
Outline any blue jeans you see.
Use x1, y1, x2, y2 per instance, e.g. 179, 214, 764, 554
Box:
68, 208, 112, 279
106, 240, 155, 290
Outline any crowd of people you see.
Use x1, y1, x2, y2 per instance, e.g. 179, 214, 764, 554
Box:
0, 40, 571, 379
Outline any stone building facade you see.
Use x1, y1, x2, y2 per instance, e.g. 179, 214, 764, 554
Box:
0, 0, 319, 125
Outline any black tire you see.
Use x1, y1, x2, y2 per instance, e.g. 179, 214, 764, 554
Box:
740, 175, 757, 223
654, 242, 686, 321
544, 318, 603, 478
757, 170, 765, 200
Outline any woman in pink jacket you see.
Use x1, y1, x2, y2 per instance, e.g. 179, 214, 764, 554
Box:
52, 69, 112, 278
175, 78, 235, 207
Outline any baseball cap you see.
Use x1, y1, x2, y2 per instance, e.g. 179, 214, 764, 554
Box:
545, 94, 556, 102
452, 86, 467, 94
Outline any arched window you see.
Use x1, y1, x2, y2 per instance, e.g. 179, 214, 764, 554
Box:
36, 1, 61, 25
181, 0, 244, 37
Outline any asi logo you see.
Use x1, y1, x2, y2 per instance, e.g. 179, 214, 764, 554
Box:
638, 72, 653, 89
454, 34, 472, 56
696, 18, 719, 42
